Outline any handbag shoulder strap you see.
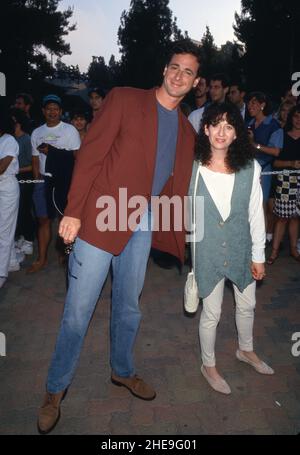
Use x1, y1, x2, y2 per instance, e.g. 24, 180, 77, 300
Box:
192, 162, 201, 274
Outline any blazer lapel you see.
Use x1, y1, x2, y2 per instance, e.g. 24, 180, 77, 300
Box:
172, 110, 194, 195
140, 88, 159, 182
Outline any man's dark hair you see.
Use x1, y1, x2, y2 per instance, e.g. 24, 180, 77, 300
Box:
230, 81, 246, 93
0, 110, 16, 135
210, 73, 229, 88
15, 92, 34, 106
285, 104, 300, 132
166, 39, 201, 76
88, 87, 106, 99
70, 109, 89, 121
10, 108, 30, 133
196, 102, 254, 172
199, 75, 209, 86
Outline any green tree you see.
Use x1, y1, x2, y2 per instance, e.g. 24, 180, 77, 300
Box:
234, 0, 300, 95
108, 55, 122, 87
118, 0, 185, 88
87, 56, 112, 89
199, 26, 218, 77
0, 0, 75, 95
197, 27, 244, 83
218, 41, 244, 82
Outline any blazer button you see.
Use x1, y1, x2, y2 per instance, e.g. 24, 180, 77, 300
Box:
219, 221, 225, 227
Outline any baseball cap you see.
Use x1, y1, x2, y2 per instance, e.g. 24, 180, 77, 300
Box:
42, 94, 62, 107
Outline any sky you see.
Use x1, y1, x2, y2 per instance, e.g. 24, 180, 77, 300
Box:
59, 0, 242, 72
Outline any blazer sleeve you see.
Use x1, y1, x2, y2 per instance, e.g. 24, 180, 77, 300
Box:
64, 87, 123, 219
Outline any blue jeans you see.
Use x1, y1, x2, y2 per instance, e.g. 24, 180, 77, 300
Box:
47, 211, 153, 393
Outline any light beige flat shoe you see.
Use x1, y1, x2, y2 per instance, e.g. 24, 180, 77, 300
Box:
236, 350, 274, 375
200, 365, 231, 395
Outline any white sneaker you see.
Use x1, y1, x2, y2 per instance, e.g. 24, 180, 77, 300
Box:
16, 251, 25, 263
8, 262, 20, 272
266, 233, 273, 243
0, 277, 7, 288
15, 236, 25, 249
20, 241, 33, 255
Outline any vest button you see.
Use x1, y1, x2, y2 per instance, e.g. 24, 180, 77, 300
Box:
224, 261, 228, 267
219, 221, 225, 227
222, 242, 226, 247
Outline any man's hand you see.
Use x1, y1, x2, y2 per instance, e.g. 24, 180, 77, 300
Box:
251, 262, 266, 281
37, 143, 49, 155
59, 216, 81, 244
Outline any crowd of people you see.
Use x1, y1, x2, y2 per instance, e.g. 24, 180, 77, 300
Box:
0, 39, 299, 435
187, 74, 300, 263
0, 87, 105, 287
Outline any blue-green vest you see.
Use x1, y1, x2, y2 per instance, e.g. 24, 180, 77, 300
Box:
189, 161, 255, 299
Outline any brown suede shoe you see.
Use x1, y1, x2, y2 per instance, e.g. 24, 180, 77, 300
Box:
111, 373, 156, 401
37, 389, 66, 434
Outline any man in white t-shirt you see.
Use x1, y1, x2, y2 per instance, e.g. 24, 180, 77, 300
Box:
29, 94, 81, 273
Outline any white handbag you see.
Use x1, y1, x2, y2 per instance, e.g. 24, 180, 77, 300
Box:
184, 163, 201, 314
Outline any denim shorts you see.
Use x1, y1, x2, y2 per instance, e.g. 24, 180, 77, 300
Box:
32, 179, 56, 219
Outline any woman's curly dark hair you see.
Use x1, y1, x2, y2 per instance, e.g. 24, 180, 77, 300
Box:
285, 104, 300, 133
196, 102, 255, 172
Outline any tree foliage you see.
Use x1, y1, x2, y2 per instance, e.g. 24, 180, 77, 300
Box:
0, 0, 75, 94
87, 55, 121, 89
234, 0, 300, 95
198, 27, 244, 83
117, 0, 185, 88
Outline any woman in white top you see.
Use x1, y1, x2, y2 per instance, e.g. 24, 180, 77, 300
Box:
189, 102, 274, 395
0, 113, 20, 288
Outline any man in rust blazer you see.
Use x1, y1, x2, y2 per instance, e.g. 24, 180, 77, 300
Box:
38, 40, 201, 434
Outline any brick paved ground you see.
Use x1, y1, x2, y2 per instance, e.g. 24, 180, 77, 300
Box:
0, 239, 299, 435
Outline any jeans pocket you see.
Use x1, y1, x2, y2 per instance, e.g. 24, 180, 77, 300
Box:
68, 247, 83, 280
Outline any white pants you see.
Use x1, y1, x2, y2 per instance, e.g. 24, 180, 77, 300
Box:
0, 175, 20, 277
199, 279, 256, 367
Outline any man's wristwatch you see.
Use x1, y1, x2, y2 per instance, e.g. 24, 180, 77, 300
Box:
256, 143, 261, 150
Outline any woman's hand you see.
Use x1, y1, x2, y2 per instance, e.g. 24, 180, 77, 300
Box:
293, 160, 300, 169
251, 262, 266, 281
247, 128, 254, 143
59, 216, 81, 244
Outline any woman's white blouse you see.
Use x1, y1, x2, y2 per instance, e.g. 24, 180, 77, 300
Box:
199, 159, 265, 263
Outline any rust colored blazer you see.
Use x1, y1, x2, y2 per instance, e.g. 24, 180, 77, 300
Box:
64, 87, 196, 263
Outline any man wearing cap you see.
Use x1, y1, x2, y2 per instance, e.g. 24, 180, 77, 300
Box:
29, 95, 81, 273
88, 87, 105, 120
